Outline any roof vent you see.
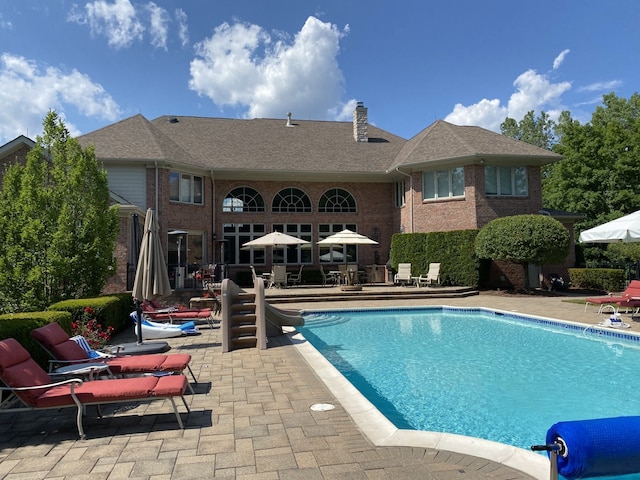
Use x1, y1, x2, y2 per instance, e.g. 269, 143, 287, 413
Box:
286, 112, 294, 127
168, 117, 179, 123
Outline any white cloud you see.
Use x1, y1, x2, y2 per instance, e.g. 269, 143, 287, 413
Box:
146, 2, 169, 50
0, 54, 121, 142
508, 69, 572, 120
446, 99, 507, 132
553, 49, 570, 70
68, 0, 144, 49
579, 80, 623, 92
67, 2, 190, 51
175, 8, 189, 47
444, 62, 572, 131
189, 16, 351, 121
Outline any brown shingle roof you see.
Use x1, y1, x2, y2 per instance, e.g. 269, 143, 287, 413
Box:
149, 115, 405, 177
77, 115, 561, 179
389, 120, 562, 170
77, 114, 199, 166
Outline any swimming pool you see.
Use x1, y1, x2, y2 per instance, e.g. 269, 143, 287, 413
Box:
296, 306, 640, 451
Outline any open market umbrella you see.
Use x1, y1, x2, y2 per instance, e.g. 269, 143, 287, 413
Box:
579, 210, 640, 243
317, 229, 378, 286
242, 231, 310, 263
132, 208, 172, 344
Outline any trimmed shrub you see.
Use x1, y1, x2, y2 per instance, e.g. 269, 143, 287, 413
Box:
0, 310, 72, 367
390, 230, 480, 288
568, 268, 625, 292
48, 294, 134, 334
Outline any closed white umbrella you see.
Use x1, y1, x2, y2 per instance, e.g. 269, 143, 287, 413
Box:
132, 209, 172, 344
579, 210, 640, 243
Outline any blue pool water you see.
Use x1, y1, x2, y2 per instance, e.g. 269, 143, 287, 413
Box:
297, 307, 640, 450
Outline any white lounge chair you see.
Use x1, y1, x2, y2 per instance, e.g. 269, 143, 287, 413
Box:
394, 263, 413, 286
418, 263, 441, 287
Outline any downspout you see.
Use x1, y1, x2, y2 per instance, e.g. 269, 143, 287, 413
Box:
154, 161, 159, 214
210, 170, 216, 264
395, 167, 414, 233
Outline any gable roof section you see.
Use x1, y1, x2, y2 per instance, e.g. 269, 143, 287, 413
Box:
77, 114, 200, 167
389, 120, 562, 171
0, 135, 35, 158
149, 115, 406, 180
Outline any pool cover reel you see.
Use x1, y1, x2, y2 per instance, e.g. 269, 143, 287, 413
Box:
540, 417, 640, 479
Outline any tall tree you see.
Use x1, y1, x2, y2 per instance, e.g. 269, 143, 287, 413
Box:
0, 111, 119, 312
500, 110, 557, 150
544, 93, 640, 232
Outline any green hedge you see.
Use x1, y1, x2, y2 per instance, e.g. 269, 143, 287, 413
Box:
425, 230, 480, 287
48, 294, 135, 334
0, 310, 72, 367
390, 233, 429, 276
390, 230, 480, 288
568, 268, 626, 292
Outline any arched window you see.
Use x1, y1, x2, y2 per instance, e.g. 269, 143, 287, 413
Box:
272, 187, 311, 213
222, 186, 264, 212
319, 188, 357, 213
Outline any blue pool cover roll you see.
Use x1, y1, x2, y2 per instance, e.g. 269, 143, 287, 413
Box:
546, 416, 640, 479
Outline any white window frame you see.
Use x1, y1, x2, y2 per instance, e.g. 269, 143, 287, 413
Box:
223, 223, 266, 265
422, 167, 464, 200
485, 166, 528, 196
170, 171, 203, 205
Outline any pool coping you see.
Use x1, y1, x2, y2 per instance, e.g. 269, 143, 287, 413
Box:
288, 305, 640, 480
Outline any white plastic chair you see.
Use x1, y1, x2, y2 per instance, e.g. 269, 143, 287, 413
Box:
418, 263, 441, 287
270, 265, 288, 288
288, 265, 304, 286
394, 263, 412, 286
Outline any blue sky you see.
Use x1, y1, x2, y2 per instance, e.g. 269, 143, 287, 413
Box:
0, 1, 638, 145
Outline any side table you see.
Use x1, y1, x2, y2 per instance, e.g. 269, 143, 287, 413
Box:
53, 362, 112, 380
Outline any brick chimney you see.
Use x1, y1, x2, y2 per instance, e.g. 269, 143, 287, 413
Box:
353, 102, 368, 142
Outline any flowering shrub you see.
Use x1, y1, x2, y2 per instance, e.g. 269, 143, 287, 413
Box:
71, 306, 115, 349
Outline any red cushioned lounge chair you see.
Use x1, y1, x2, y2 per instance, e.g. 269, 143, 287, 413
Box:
141, 301, 216, 328
0, 338, 189, 439
146, 299, 220, 315
584, 280, 640, 314
31, 323, 197, 392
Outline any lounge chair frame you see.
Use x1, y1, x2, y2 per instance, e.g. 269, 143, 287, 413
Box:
31, 322, 198, 392
418, 263, 441, 287
0, 338, 190, 439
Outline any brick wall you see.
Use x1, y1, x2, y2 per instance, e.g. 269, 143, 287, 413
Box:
103, 215, 131, 294
0, 144, 31, 184
132, 170, 395, 281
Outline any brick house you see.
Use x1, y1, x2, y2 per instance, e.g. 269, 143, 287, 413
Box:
0, 103, 568, 291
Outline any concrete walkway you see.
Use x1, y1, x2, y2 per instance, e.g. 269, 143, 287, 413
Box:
0, 289, 633, 479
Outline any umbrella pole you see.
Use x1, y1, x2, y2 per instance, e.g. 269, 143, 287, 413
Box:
135, 299, 144, 344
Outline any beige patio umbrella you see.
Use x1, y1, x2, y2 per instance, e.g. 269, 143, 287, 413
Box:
132, 208, 172, 344
242, 231, 310, 263
317, 229, 378, 287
